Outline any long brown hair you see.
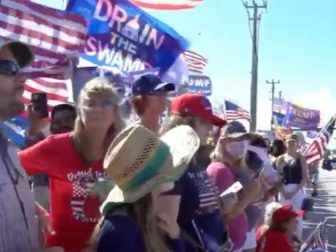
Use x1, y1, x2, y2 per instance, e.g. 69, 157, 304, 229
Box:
73, 77, 125, 163
160, 114, 213, 166
160, 114, 196, 135
88, 194, 171, 252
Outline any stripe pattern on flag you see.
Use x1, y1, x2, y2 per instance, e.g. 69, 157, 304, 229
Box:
225, 100, 251, 122
0, 0, 82, 111
186, 170, 219, 215
310, 223, 329, 250
129, 0, 204, 10
23, 78, 73, 111
304, 116, 335, 165
183, 50, 208, 74
0, 0, 86, 74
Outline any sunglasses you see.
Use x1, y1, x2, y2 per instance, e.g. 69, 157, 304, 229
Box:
0, 60, 20, 76
81, 99, 115, 109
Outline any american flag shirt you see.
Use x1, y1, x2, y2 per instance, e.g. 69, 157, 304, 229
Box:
173, 163, 226, 252
183, 166, 220, 215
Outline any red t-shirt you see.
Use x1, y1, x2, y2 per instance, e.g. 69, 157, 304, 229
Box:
19, 133, 110, 252
256, 229, 294, 252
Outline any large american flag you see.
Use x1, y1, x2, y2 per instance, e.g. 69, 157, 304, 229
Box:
304, 115, 335, 165
183, 50, 208, 74
224, 100, 251, 122
130, 0, 204, 10
0, 0, 87, 109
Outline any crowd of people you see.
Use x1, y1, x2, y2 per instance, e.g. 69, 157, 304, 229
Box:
0, 40, 329, 252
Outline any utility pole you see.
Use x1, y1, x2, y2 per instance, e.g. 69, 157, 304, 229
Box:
267, 79, 280, 130
243, 0, 267, 132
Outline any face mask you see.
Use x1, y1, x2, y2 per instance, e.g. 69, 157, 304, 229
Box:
225, 141, 247, 159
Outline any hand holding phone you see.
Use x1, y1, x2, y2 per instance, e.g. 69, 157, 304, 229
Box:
31, 93, 48, 119
219, 182, 242, 214
220, 182, 243, 198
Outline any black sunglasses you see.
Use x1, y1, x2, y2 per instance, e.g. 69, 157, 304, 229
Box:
0, 60, 20, 76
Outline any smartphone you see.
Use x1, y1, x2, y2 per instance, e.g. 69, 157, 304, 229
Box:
220, 182, 243, 198
31, 93, 48, 118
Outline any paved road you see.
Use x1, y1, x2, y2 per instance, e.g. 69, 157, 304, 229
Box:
303, 169, 336, 251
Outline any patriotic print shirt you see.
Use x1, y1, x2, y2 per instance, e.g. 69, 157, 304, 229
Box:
19, 133, 110, 252
171, 162, 226, 252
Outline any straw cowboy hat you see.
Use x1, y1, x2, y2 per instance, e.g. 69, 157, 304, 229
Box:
101, 124, 200, 215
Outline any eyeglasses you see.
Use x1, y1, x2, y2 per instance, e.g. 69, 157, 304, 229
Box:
80, 100, 115, 109
0, 60, 20, 76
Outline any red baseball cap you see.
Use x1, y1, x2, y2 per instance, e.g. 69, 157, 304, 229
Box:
171, 93, 226, 127
272, 204, 304, 224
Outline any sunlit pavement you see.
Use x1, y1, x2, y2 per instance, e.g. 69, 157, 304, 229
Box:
303, 169, 336, 251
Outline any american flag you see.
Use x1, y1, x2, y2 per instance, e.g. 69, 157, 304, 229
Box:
310, 223, 329, 250
183, 50, 208, 74
0, 0, 86, 74
187, 171, 219, 214
198, 179, 219, 211
24, 78, 73, 112
224, 100, 251, 122
0, 0, 86, 110
304, 115, 336, 165
129, 0, 204, 10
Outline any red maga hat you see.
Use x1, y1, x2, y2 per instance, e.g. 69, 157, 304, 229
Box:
171, 93, 226, 127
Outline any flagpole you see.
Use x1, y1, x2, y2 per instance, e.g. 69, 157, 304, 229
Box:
299, 216, 335, 252
62, 0, 67, 10
223, 98, 227, 122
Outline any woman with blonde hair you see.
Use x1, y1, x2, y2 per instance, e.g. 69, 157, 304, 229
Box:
255, 202, 282, 241
207, 121, 263, 252
19, 77, 125, 252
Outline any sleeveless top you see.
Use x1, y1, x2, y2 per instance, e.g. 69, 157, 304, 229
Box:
282, 158, 303, 185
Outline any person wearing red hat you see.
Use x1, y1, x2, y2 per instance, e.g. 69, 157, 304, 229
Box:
160, 93, 230, 252
170, 93, 225, 128
256, 204, 303, 252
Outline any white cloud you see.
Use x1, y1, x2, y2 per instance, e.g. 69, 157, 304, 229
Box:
292, 88, 336, 125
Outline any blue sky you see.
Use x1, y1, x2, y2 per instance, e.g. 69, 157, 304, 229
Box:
34, 0, 336, 131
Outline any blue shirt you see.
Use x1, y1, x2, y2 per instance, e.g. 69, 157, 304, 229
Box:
97, 214, 185, 252
168, 162, 227, 252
